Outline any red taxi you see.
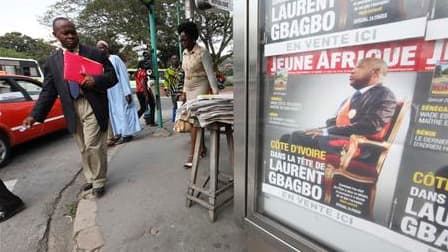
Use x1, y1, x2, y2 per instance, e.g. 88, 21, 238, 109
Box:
0, 74, 66, 167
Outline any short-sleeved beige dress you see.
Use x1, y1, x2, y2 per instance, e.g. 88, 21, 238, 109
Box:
182, 44, 218, 101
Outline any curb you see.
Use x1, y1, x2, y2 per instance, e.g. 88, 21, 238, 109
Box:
72, 199, 103, 252
71, 145, 122, 252
70, 125, 170, 251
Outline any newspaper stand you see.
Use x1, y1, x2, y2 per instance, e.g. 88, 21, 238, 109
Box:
186, 122, 234, 222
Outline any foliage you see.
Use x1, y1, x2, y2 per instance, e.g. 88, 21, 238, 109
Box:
0, 47, 32, 59
79, 0, 181, 67
64, 202, 78, 219
0, 33, 56, 65
443, 67, 448, 75
221, 65, 233, 76
39, 0, 88, 24
194, 11, 233, 66
40, 0, 233, 68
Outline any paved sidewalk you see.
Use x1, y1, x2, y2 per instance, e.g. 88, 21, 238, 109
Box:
73, 113, 247, 251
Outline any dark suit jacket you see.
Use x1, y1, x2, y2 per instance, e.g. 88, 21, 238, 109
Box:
325, 85, 397, 137
31, 44, 118, 133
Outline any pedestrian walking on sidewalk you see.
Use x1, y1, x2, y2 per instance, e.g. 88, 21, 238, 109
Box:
23, 17, 118, 198
163, 54, 184, 122
96, 40, 141, 145
178, 21, 219, 168
135, 60, 156, 126
0, 179, 24, 222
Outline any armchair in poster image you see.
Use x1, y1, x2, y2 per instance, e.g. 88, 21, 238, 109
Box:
323, 100, 409, 220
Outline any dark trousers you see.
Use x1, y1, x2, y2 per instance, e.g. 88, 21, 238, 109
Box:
171, 95, 178, 122
136, 91, 155, 124
0, 179, 22, 208
283, 131, 380, 163
283, 131, 343, 154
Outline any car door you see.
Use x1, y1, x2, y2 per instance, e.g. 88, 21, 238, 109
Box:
13, 78, 66, 135
0, 77, 44, 146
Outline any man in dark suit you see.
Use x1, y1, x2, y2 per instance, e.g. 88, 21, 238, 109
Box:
287, 58, 397, 156
23, 17, 117, 198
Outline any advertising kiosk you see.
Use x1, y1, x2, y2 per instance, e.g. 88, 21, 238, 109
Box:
233, 0, 448, 251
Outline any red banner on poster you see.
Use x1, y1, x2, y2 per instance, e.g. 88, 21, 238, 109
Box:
267, 39, 448, 75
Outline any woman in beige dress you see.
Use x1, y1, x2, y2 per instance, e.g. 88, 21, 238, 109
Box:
178, 21, 219, 168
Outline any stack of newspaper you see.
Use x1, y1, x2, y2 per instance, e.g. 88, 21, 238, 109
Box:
177, 93, 234, 128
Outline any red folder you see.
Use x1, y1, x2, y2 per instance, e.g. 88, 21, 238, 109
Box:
64, 51, 104, 83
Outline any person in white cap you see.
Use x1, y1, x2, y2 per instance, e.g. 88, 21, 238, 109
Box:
96, 40, 141, 145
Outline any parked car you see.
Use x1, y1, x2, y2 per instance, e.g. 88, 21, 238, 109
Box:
0, 74, 66, 167
0, 57, 44, 82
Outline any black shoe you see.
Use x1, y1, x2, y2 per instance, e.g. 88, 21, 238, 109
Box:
123, 135, 133, 141
116, 136, 133, 145
92, 187, 105, 198
81, 183, 93, 192
0, 200, 25, 223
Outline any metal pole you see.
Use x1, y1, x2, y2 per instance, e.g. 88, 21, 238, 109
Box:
176, 0, 183, 61
148, 4, 163, 127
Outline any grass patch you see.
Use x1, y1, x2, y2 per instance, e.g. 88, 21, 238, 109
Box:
64, 202, 78, 218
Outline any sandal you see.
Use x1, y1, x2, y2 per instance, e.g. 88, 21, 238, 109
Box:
107, 140, 116, 146
107, 135, 121, 146
184, 155, 193, 169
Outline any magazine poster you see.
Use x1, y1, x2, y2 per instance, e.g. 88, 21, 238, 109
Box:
261, 39, 448, 252
265, 0, 431, 56
388, 43, 448, 251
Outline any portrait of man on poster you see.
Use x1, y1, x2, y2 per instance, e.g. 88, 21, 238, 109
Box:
286, 57, 398, 160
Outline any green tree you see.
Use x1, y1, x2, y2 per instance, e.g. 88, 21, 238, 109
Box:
77, 0, 180, 67
443, 67, 448, 75
0, 32, 56, 65
40, 0, 233, 67
40, 0, 180, 67
0, 47, 32, 58
194, 11, 233, 66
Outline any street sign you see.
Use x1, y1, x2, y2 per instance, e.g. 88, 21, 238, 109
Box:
209, 0, 232, 12
194, 0, 232, 12
132, 44, 147, 51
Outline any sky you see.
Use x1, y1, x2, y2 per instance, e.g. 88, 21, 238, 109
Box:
0, 0, 57, 40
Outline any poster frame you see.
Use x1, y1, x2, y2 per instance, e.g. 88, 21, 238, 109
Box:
234, 0, 448, 252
